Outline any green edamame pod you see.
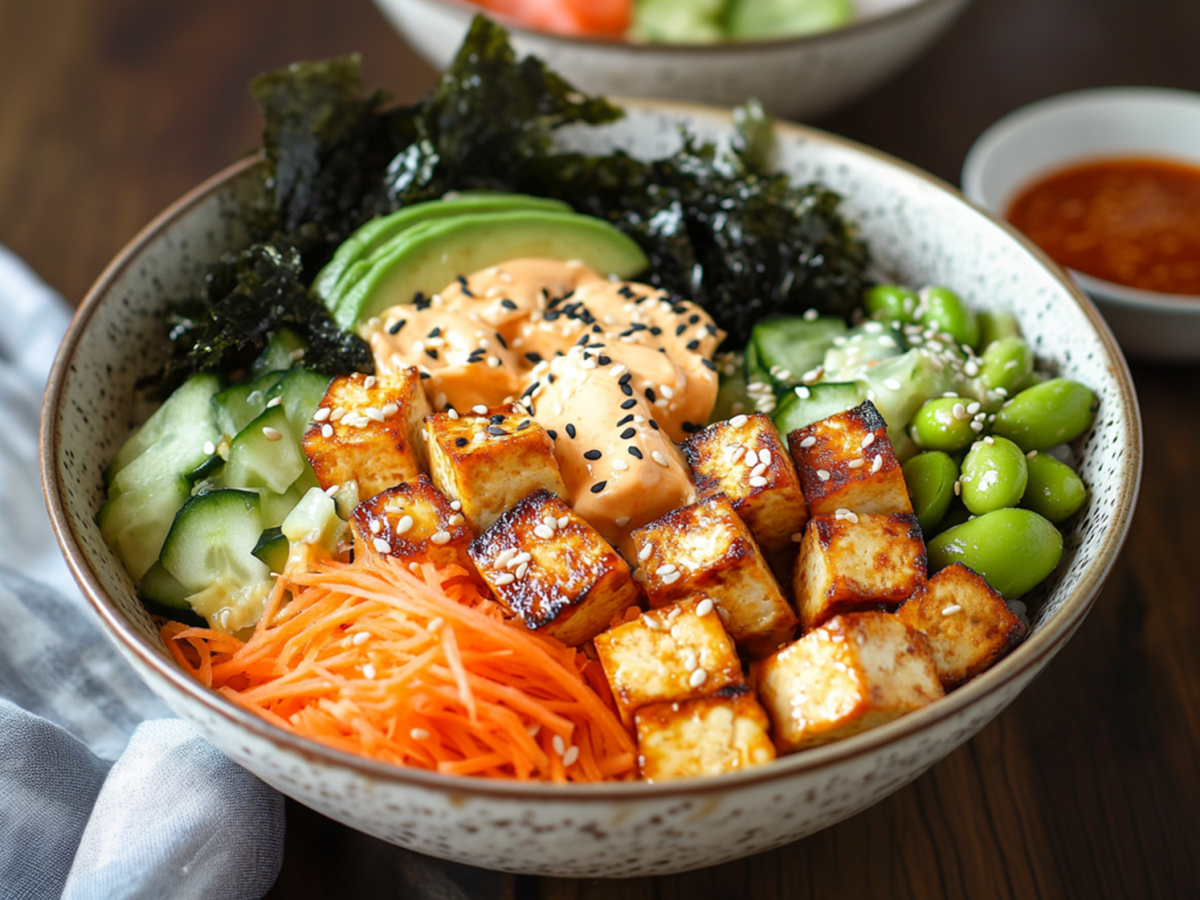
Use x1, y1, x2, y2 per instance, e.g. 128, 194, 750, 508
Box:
960, 436, 1028, 514
992, 378, 1097, 451
909, 397, 978, 453
977, 310, 1021, 350
919, 286, 980, 350
902, 451, 959, 533
865, 284, 918, 324
1021, 451, 1088, 523
927, 508, 1063, 599
977, 337, 1033, 396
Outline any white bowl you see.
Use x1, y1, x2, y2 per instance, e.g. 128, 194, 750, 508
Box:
373, 0, 973, 120
962, 87, 1200, 364
43, 100, 1141, 877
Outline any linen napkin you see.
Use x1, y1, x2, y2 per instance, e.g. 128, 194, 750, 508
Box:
0, 244, 285, 900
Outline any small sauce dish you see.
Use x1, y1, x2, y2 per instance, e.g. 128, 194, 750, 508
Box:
962, 87, 1200, 364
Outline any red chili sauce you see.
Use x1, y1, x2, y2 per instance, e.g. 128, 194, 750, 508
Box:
1006, 157, 1200, 296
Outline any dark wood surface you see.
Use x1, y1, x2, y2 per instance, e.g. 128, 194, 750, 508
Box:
5, 0, 1198, 896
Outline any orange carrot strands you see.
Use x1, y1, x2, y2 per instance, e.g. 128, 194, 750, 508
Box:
160, 553, 636, 782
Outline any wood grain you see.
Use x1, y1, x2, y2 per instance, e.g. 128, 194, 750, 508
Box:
4, 0, 1199, 896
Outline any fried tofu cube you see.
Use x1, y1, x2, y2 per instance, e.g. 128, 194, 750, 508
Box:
896, 563, 1026, 689
469, 489, 639, 646
786, 401, 912, 518
635, 687, 776, 782
349, 475, 473, 569
682, 413, 809, 562
425, 403, 568, 533
755, 612, 943, 753
303, 369, 430, 500
631, 494, 798, 658
594, 596, 743, 726
793, 512, 926, 631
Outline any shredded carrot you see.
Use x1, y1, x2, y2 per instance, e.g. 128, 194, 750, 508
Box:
160, 554, 636, 782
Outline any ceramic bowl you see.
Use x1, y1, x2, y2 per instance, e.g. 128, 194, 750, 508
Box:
43, 100, 1141, 878
961, 87, 1200, 364
373, 0, 974, 120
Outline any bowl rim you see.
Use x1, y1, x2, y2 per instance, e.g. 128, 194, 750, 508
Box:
42, 98, 1142, 802
961, 85, 1200, 311
389, 0, 965, 53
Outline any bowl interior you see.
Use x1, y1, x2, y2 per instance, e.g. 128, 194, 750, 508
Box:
46, 102, 1140, 797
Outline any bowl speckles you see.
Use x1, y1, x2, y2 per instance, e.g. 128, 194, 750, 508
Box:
41, 102, 1140, 877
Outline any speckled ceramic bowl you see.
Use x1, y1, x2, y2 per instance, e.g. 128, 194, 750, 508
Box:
373, 0, 974, 120
43, 100, 1140, 877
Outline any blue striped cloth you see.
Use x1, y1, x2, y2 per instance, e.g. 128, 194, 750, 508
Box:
0, 246, 285, 900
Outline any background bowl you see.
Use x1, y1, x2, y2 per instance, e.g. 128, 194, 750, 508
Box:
962, 87, 1200, 364
373, 0, 974, 120
43, 100, 1140, 877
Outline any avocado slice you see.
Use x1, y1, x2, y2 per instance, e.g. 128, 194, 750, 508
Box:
333, 210, 650, 332
313, 192, 572, 305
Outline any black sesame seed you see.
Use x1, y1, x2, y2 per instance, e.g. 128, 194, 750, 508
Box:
590, 481, 607, 494
425, 348, 439, 360
495, 332, 508, 350
645, 388, 657, 402
591, 324, 603, 333
617, 414, 634, 426
689, 314, 700, 324
649, 419, 660, 430
548, 373, 557, 383
584, 449, 602, 460
628, 446, 643, 459
701, 359, 717, 371
620, 383, 633, 396
547, 430, 558, 440
566, 423, 577, 439
419, 371, 431, 379
675, 324, 687, 337
455, 437, 468, 447
618, 372, 632, 385
649, 326, 662, 336
457, 276, 474, 297
686, 340, 700, 351
388, 319, 407, 335
682, 421, 702, 434
487, 425, 506, 436
598, 355, 612, 366
428, 326, 442, 338
517, 420, 531, 430
621, 399, 637, 410
490, 414, 505, 424
544, 311, 560, 322
524, 352, 543, 364
706, 323, 717, 336
500, 298, 518, 310
620, 427, 636, 440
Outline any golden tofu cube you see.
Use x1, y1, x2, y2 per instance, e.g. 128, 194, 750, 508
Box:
682, 413, 809, 561
303, 369, 430, 500
786, 401, 912, 518
793, 512, 926, 631
631, 494, 798, 658
469, 489, 639, 646
755, 611, 943, 753
349, 475, 473, 569
896, 562, 1026, 689
635, 687, 776, 782
425, 403, 568, 533
594, 596, 743, 726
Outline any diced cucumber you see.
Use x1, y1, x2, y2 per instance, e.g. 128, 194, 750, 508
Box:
822, 321, 905, 380
97, 476, 192, 581
709, 355, 751, 422
859, 348, 957, 434
631, 0, 727, 42
751, 316, 847, 393
724, 0, 854, 40
252, 527, 289, 575
282, 486, 347, 554
139, 560, 191, 609
160, 489, 269, 594
772, 381, 866, 436
211, 369, 288, 438
266, 366, 332, 433
221, 404, 307, 495
186, 451, 224, 483
103, 373, 222, 488
250, 326, 306, 376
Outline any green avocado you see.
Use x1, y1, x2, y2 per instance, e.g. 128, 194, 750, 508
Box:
332, 209, 650, 331
313, 192, 572, 306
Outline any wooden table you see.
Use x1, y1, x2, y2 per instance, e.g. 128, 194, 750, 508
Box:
4, 0, 1198, 896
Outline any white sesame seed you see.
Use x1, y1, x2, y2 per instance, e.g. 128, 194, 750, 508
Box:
372, 538, 392, 554
749, 476, 768, 487
658, 563, 677, 575
817, 469, 831, 481
202, 440, 216, 455
369, 518, 383, 534
450, 500, 462, 511
750, 463, 767, 478
552, 734, 566, 756
861, 434, 876, 449
694, 598, 715, 618
870, 455, 883, 474
507, 552, 531, 569
534, 524, 554, 539
353, 631, 371, 645
262, 426, 282, 441
362, 663, 377, 679
494, 549, 516, 568
952, 402, 968, 420
884, 378, 902, 391
472, 405, 487, 414
393, 515, 413, 535
409, 562, 421, 574
612, 458, 629, 471
427, 617, 444, 632
313, 407, 331, 422
803, 308, 819, 321
430, 531, 451, 545
688, 668, 708, 689
562, 745, 580, 767
794, 385, 811, 399
970, 420, 985, 432
610, 364, 627, 377
324, 484, 340, 496
847, 459, 865, 469
493, 572, 516, 586
651, 450, 669, 467
266, 396, 283, 410
410, 728, 430, 740
448, 514, 464, 527
515, 561, 530, 580
953, 480, 962, 496
1026, 450, 1038, 459
800, 436, 817, 449
967, 402, 982, 415
729, 446, 745, 463
557, 516, 570, 529
730, 415, 748, 427
964, 361, 980, 377
661, 571, 681, 585
615, 516, 630, 527
382, 403, 399, 419
942, 604, 963, 616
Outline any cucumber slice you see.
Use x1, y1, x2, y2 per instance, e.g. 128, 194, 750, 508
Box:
772, 381, 866, 436
250, 326, 306, 376
724, 0, 853, 40
139, 560, 191, 609
103, 373, 222, 487
751, 316, 847, 393
252, 527, 289, 575
709, 356, 751, 422
822, 321, 905, 380
631, 0, 727, 42
97, 476, 192, 581
222, 405, 307, 495
282, 486, 347, 554
266, 367, 332, 434
211, 369, 288, 438
859, 348, 957, 434
160, 489, 270, 593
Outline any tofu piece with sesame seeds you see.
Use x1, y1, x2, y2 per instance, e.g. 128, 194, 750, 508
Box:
786, 400, 912, 518
896, 563, 1026, 690
349, 475, 473, 569
425, 403, 568, 533
303, 369, 430, 500
754, 611, 943, 753
635, 687, 776, 782
469, 489, 640, 646
631, 494, 798, 658
682, 413, 809, 566
792, 512, 926, 631
594, 596, 743, 726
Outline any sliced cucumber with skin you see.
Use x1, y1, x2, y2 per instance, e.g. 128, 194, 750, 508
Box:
750, 316, 847, 394
221, 404, 307, 495
858, 348, 957, 435
160, 489, 270, 593
709, 356, 751, 422
282, 486, 347, 554
212, 369, 288, 438
724, 0, 854, 40
822, 321, 905, 380
98, 475, 193, 582
265, 366, 332, 434
139, 560, 191, 609
772, 381, 866, 436
252, 527, 289, 575
250, 326, 306, 376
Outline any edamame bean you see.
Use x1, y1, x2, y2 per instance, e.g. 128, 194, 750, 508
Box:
992, 378, 1097, 451
865, 284, 918, 323
977, 337, 1033, 396
909, 397, 977, 453
919, 286, 980, 349
1021, 451, 1087, 523
927, 508, 1063, 599
960, 436, 1028, 514
902, 451, 959, 532
977, 309, 1021, 350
